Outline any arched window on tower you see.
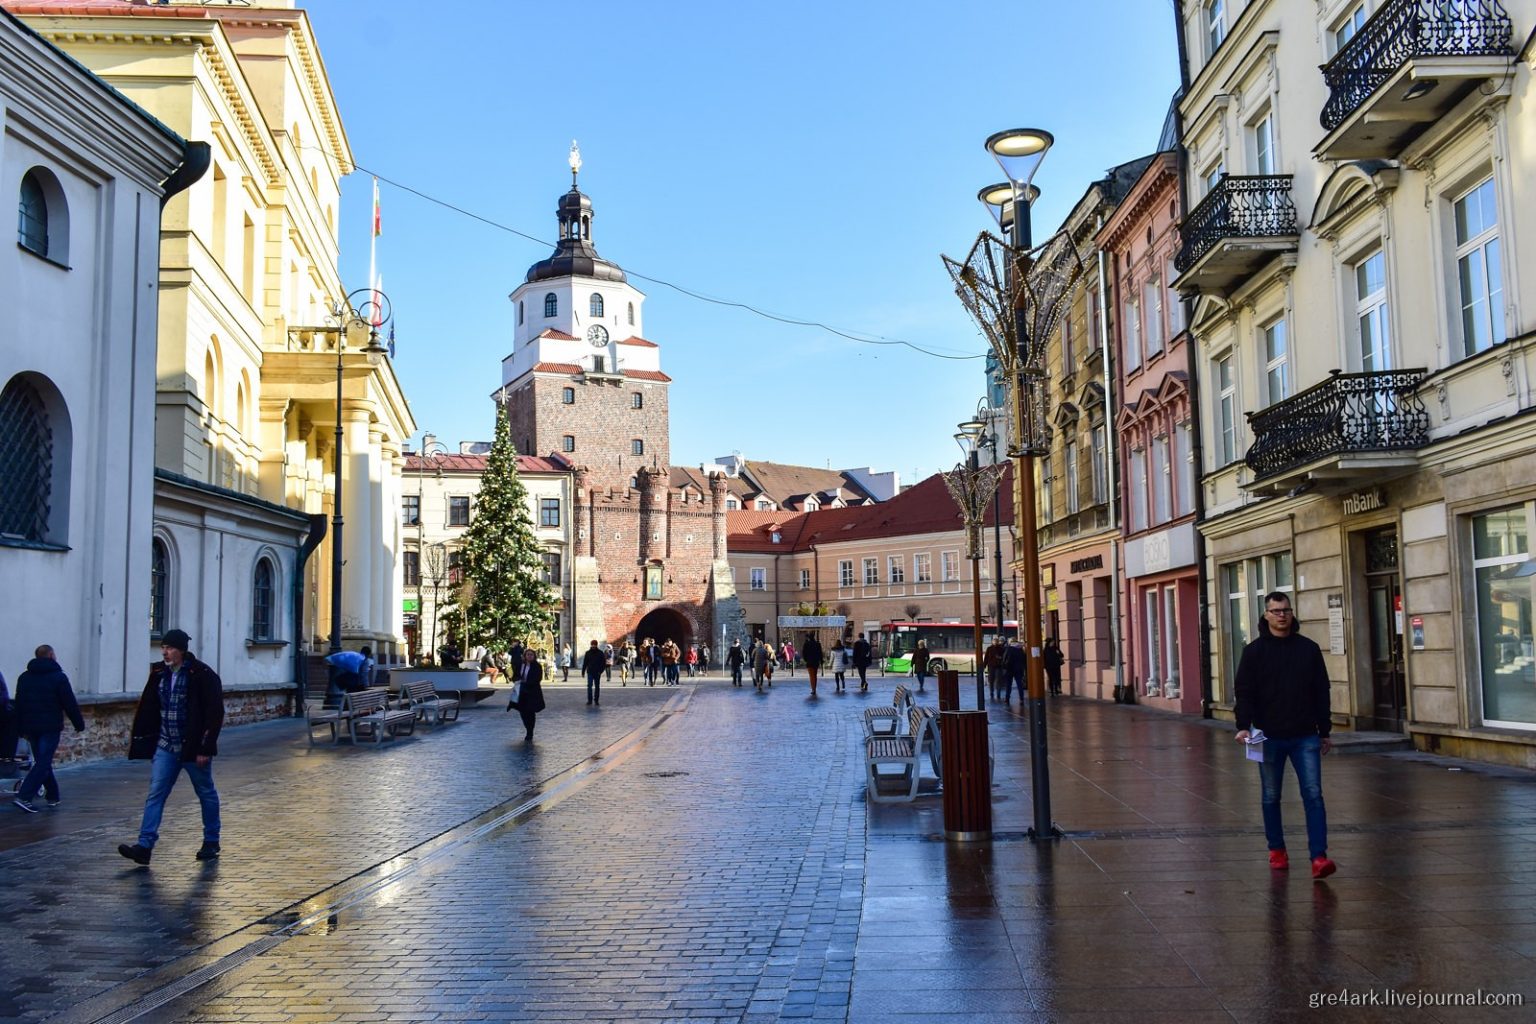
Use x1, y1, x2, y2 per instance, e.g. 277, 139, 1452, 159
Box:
0, 372, 70, 545
590, 293, 604, 318
544, 293, 558, 318
251, 557, 276, 641
627, 302, 635, 326
518, 301, 524, 325
18, 168, 68, 262
150, 538, 170, 638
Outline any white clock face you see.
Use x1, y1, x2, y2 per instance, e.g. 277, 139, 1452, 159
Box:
587, 325, 609, 347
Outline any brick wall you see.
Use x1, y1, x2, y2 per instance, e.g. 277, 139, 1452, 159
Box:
47, 689, 294, 766
506, 374, 669, 492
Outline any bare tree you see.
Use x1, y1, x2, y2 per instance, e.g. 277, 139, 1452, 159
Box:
903, 603, 921, 620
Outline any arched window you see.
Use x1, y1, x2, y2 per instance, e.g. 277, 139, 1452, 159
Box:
518, 300, 524, 325
150, 538, 170, 637
18, 171, 48, 254
251, 557, 276, 641
0, 374, 66, 544
590, 293, 604, 318
627, 302, 635, 325
544, 293, 558, 318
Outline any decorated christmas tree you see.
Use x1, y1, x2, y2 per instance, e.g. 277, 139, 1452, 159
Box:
460, 408, 555, 649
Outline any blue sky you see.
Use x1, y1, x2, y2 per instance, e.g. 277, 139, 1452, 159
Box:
312, 1, 1181, 483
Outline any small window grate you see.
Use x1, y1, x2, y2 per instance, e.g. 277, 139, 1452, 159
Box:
0, 378, 52, 541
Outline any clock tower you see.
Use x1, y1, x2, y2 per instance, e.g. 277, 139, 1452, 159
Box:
500, 143, 669, 492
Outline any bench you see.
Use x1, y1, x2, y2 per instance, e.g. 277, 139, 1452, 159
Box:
864, 706, 940, 803
862, 684, 912, 739
305, 699, 347, 746
399, 679, 461, 725
345, 687, 418, 743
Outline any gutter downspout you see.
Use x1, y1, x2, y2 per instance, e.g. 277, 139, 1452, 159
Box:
1172, 0, 1215, 718
1096, 216, 1125, 703
159, 141, 210, 210
293, 514, 327, 716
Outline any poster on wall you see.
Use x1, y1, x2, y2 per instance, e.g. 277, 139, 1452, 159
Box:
1327, 594, 1345, 655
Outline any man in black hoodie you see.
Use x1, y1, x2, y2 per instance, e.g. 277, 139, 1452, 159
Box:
11, 645, 85, 813
1233, 592, 1337, 880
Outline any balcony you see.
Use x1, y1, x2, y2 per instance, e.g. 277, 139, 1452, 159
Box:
1317, 0, 1514, 160
1244, 369, 1431, 496
1173, 176, 1298, 297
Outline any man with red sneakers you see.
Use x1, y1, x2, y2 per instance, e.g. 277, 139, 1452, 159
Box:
1234, 592, 1337, 880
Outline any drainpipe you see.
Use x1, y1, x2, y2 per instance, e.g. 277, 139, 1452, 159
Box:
773, 551, 782, 645
293, 514, 328, 716
159, 140, 210, 209
1096, 216, 1126, 703
1171, 0, 1215, 718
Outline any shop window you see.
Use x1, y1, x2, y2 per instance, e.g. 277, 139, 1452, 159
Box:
1472, 505, 1534, 728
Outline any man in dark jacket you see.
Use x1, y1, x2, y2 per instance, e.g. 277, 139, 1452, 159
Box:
11, 645, 85, 812
118, 628, 225, 865
1233, 592, 1336, 880
581, 639, 607, 706
726, 639, 746, 687
1001, 639, 1026, 703
851, 633, 873, 691
801, 633, 825, 697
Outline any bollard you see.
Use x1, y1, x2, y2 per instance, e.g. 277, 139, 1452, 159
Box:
937, 669, 960, 712
940, 709, 992, 841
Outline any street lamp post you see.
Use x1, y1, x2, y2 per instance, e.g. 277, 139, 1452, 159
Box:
425, 542, 447, 664
414, 434, 448, 664
975, 398, 1009, 656
950, 418, 1002, 710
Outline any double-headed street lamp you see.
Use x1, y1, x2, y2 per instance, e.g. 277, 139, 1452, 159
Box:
960, 397, 1009, 663
945, 128, 1079, 841
944, 424, 1006, 711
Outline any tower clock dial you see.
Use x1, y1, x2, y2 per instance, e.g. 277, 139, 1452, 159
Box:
587, 325, 609, 347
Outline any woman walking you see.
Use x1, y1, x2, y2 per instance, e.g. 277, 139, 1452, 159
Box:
506, 648, 547, 742
753, 641, 773, 691
831, 639, 848, 692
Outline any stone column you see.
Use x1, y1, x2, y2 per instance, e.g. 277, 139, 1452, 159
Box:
709, 471, 729, 559
573, 467, 592, 558
639, 466, 668, 563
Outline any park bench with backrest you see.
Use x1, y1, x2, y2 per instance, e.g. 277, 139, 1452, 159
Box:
398, 679, 461, 725
862, 684, 912, 739
864, 705, 940, 803
344, 686, 417, 743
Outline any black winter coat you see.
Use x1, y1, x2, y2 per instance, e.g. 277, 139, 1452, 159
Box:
1233, 621, 1332, 739
14, 658, 85, 736
581, 647, 608, 676
129, 654, 225, 761
801, 638, 824, 667
509, 660, 546, 714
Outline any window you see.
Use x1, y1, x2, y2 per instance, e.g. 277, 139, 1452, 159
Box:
518, 300, 524, 325
404, 549, 420, 587
875, 555, 899, 585
252, 558, 275, 641
631, 392, 643, 409
627, 302, 635, 325
1164, 586, 1182, 694
631, 439, 644, 456
1221, 552, 1294, 692
150, 538, 169, 637
1331, 2, 1367, 53
590, 293, 604, 318
0, 375, 58, 543
1124, 295, 1142, 371
726, 497, 739, 510
1086, 287, 1101, 350
1152, 435, 1172, 525
562, 435, 576, 453
448, 495, 470, 526
17, 170, 48, 255
863, 557, 879, 586
755, 499, 771, 511
593, 356, 606, 373
750, 567, 767, 591
1354, 249, 1391, 372
540, 498, 560, 528
402, 494, 420, 526
1205, 0, 1226, 57
540, 551, 561, 586
915, 553, 933, 584
799, 568, 811, 590
839, 560, 855, 588
1061, 299, 1075, 370
1217, 354, 1237, 465
544, 293, 558, 318
1129, 448, 1148, 532
1145, 589, 1163, 693
1252, 112, 1275, 176
1263, 317, 1290, 405
1203, 162, 1225, 197
447, 549, 463, 585
1040, 454, 1054, 521
1454, 177, 1504, 357
941, 551, 960, 583
1166, 260, 1184, 334
1176, 422, 1195, 516
1472, 505, 1533, 727
1144, 277, 1164, 358
1092, 424, 1108, 505
1065, 440, 1080, 515
562, 387, 575, 405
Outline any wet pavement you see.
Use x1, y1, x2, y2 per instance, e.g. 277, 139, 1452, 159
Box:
0, 676, 1532, 1023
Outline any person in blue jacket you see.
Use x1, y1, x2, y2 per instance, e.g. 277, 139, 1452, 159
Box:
11, 645, 85, 813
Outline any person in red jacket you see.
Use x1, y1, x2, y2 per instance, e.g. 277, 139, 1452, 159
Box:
118, 629, 224, 865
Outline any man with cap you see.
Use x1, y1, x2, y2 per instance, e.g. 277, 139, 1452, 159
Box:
118, 628, 225, 865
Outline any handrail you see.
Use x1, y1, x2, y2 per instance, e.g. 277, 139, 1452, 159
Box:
1245, 369, 1430, 480
1175, 175, 1297, 274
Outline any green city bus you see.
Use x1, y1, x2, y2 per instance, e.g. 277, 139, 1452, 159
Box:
879, 620, 1018, 675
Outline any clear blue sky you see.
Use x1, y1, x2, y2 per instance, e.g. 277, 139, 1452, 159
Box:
312, 1, 1181, 483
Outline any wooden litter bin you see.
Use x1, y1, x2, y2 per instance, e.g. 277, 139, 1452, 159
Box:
940, 709, 991, 841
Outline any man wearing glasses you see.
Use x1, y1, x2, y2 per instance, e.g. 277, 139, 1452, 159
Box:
1233, 592, 1338, 880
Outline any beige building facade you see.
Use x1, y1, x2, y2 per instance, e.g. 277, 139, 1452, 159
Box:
1176, 0, 1536, 765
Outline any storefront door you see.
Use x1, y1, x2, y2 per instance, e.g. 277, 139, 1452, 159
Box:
1364, 528, 1406, 730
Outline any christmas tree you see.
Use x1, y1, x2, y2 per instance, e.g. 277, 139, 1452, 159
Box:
460, 408, 555, 649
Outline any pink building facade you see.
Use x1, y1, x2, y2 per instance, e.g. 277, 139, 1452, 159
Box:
1099, 153, 1204, 716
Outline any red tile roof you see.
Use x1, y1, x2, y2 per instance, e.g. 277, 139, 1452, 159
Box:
403, 453, 569, 474
526, 362, 671, 383
618, 336, 658, 348
531, 362, 583, 374
537, 329, 578, 341
623, 369, 672, 382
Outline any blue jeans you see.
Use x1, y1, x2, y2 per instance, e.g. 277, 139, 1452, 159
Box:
137, 746, 220, 849
1258, 734, 1327, 859
17, 731, 61, 802
586, 671, 602, 703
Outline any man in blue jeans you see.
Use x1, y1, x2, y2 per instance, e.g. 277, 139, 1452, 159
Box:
1234, 592, 1337, 880
118, 628, 224, 865
11, 645, 85, 812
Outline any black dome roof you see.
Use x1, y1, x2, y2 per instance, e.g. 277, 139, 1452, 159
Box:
525, 186, 626, 284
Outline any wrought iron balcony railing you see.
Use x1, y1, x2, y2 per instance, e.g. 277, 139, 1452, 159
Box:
1321, 0, 1514, 131
1245, 369, 1431, 481
1174, 175, 1297, 274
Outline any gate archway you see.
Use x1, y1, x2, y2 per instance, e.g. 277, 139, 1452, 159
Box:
634, 606, 693, 651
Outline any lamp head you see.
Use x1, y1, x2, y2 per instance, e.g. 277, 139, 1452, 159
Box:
985, 128, 1054, 187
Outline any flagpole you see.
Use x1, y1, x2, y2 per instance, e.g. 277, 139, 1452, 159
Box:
368, 177, 380, 322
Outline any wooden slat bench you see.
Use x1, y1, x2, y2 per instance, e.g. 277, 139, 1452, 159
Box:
864, 705, 939, 803
862, 684, 912, 739
345, 687, 417, 744
399, 679, 461, 725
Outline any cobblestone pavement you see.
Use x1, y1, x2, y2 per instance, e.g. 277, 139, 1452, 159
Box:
0, 679, 1533, 1023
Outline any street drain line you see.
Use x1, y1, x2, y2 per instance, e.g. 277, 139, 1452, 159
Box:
54, 689, 693, 1024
